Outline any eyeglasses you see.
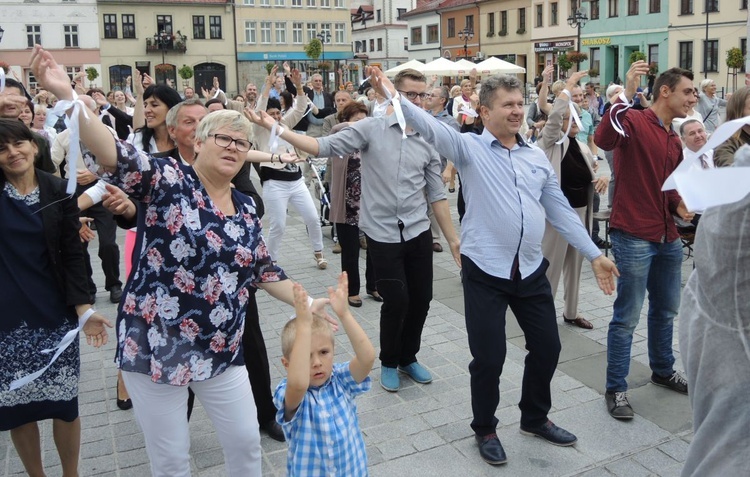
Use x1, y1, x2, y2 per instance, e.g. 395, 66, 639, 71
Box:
398, 90, 429, 100
209, 134, 251, 152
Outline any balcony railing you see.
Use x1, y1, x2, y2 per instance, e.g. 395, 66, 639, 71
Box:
146, 34, 187, 54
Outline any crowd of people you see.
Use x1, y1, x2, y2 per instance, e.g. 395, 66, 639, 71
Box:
0, 42, 747, 476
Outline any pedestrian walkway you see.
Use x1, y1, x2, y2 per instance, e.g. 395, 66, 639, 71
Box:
0, 160, 694, 476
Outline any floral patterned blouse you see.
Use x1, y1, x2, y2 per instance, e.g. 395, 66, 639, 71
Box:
106, 140, 287, 385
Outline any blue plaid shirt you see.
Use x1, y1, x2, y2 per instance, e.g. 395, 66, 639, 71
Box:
274, 362, 372, 476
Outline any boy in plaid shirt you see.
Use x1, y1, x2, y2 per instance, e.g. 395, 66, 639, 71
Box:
274, 273, 376, 476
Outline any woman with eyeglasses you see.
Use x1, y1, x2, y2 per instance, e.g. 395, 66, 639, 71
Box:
696, 79, 731, 133
31, 45, 334, 476
0, 118, 112, 477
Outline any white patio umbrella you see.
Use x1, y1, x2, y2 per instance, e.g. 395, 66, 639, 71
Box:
475, 57, 526, 75
384, 59, 426, 77
421, 57, 461, 76
453, 59, 477, 76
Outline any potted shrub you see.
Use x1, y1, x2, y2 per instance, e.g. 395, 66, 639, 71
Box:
727, 47, 744, 71
0, 61, 9, 74
566, 51, 589, 65
178, 64, 193, 87
629, 50, 647, 64
304, 38, 323, 61
648, 62, 659, 76
557, 53, 573, 76
85, 66, 99, 88
587, 67, 599, 78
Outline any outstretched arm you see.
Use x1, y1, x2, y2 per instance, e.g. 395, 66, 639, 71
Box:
283, 284, 313, 418
245, 108, 321, 156
328, 273, 375, 383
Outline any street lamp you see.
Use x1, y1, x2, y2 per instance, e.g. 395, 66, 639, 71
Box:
567, 7, 588, 68
457, 27, 474, 60
153, 30, 172, 68
317, 32, 331, 90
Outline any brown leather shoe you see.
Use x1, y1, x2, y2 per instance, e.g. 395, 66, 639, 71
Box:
563, 315, 593, 329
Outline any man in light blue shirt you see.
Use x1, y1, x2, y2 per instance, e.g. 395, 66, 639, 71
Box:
367, 68, 619, 466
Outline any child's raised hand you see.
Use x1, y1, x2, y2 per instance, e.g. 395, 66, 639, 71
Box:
327, 272, 350, 319
292, 283, 312, 323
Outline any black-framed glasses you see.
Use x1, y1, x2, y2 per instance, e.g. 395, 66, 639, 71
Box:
209, 134, 251, 152
398, 90, 429, 100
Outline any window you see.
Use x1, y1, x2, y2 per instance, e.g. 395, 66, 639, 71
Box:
307, 0, 315, 6
519, 8, 526, 31
26, 25, 41, 48
741, 38, 747, 72
26, 71, 38, 92
590, 47, 601, 72
377, 9, 382, 22
66, 66, 82, 81
104, 14, 118, 39
590, 0, 600, 19
335, 23, 345, 43
411, 27, 423, 45
193, 16, 205, 39
209, 16, 222, 39
321, 0, 330, 7
276, 0, 285, 5
122, 14, 135, 38
245, 21, 256, 43
261, 21, 272, 44
447, 18, 455, 37
293, 22, 303, 44
706, 0, 718, 12
678, 41, 693, 70
501, 11, 507, 33
466, 15, 474, 31
243, 0, 254, 4
609, 0, 619, 17
648, 44, 659, 65
377, 38, 383, 51
704, 39, 718, 72
260, 0, 270, 6
427, 24, 438, 43
275, 22, 286, 43
628, 0, 639, 15
649, 0, 660, 13
321, 22, 331, 40
743, 0, 748, 10
680, 0, 693, 14
487, 12, 495, 34
550, 2, 558, 25
306, 23, 317, 42
64, 25, 79, 48
335, 0, 344, 7
292, 0, 302, 6
397, 8, 407, 19
157, 15, 173, 35
536, 4, 543, 27
369, 39, 375, 51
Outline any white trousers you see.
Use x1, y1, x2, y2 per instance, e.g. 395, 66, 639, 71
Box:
121, 366, 261, 477
263, 177, 324, 261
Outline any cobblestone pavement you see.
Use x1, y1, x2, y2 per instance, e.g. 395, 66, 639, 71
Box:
1, 159, 695, 476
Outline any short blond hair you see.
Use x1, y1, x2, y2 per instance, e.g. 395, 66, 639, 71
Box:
195, 109, 252, 143
281, 315, 335, 359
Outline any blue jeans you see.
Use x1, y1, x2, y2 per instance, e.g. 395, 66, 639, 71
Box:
606, 229, 682, 392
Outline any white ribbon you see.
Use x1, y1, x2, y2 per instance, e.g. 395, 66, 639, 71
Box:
269, 123, 285, 153
556, 101, 584, 145
459, 107, 479, 118
50, 93, 90, 195
608, 92, 634, 137
0, 67, 5, 93
382, 88, 407, 139
10, 308, 95, 391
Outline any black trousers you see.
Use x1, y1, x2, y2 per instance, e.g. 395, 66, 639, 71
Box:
367, 229, 433, 368
187, 289, 276, 424
81, 203, 121, 292
457, 174, 466, 224
336, 223, 375, 296
592, 192, 601, 239
462, 256, 560, 434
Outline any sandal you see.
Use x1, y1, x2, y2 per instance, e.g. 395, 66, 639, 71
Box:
314, 252, 328, 270
563, 314, 594, 330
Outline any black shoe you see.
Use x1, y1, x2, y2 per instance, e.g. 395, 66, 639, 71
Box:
475, 433, 507, 465
605, 391, 634, 419
89, 293, 97, 305
651, 372, 688, 395
366, 290, 384, 302
262, 419, 285, 442
593, 237, 611, 249
116, 379, 133, 411
109, 285, 123, 304
519, 420, 577, 446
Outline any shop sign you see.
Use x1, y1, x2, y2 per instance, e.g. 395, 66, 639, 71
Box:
582, 38, 612, 46
533, 40, 575, 52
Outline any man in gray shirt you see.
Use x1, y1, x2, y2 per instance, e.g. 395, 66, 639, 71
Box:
246, 69, 460, 394
366, 67, 618, 466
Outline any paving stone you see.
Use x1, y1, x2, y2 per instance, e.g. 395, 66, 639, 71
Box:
628, 384, 693, 434
376, 437, 417, 460
657, 438, 690, 462
604, 457, 653, 476
631, 447, 679, 473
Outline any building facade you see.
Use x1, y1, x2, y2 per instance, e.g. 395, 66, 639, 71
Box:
0, 0, 101, 93
668, 0, 747, 93
529, 0, 579, 81
97, 0, 238, 96
480, 0, 531, 83
235, 0, 352, 91
401, 0, 444, 64
438, 0, 480, 62
349, 0, 414, 77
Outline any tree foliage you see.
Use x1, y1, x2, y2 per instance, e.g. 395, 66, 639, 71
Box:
305, 38, 323, 60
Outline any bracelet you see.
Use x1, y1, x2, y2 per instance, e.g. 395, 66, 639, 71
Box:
270, 154, 274, 164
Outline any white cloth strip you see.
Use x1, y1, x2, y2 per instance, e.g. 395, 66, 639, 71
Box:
83, 180, 108, 205
269, 123, 285, 152
9, 308, 95, 390
50, 93, 90, 194
556, 102, 584, 145
0, 68, 5, 93
382, 88, 407, 139
288, 296, 318, 320
459, 107, 478, 118
608, 91, 634, 137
